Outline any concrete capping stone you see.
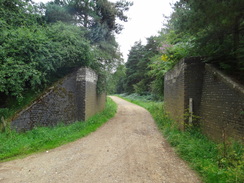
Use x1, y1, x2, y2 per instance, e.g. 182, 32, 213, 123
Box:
165, 60, 185, 82
76, 67, 98, 83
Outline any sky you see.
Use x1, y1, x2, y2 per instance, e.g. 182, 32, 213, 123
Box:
33, 0, 177, 61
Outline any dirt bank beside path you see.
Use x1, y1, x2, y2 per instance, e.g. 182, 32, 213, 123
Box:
0, 96, 201, 183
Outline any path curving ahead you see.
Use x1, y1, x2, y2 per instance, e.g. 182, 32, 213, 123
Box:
0, 96, 201, 183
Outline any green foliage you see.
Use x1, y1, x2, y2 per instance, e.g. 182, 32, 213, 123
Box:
121, 31, 192, 99
0, 25, 46, 99
0, 97, 117, 162
0, 90, 41, 125
133, 80, 148, 95
170, 0, 244, 77
118, 93, 158, 103
45, 0, 132, 93
106, 64, 126, 94
45, 3, 73, 23
124, 0, 244, 99
0, 0, 133, 105
123, 37, 158, 95
148, 29, 192, 77
45, 22, 93, 69
95, 69, 107, 94
49, 0, 132, 39
0, 0, 40, 27
124, 41, 146, 93
0, 22, 93, 100
119, 94, 244, 183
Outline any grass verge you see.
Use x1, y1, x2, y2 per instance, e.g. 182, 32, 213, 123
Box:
118, 94, 244, 183
0, 97, 117, 162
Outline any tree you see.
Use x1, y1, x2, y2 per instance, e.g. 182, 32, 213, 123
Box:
123, 38, 159, 95
170, 0, 244, 75
124, 41, 144, 93
0, 0, 133, 104
106, 64, 126, 94
43, 0, 132, 81
0, 0, 40, 27
44, 3, 73, 23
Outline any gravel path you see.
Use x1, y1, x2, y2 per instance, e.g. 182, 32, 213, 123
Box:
0, 96, 201, 183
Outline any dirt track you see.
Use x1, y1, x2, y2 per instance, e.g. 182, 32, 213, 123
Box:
0, 96, 201, 183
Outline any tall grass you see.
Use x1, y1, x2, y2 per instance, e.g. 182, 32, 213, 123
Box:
118, 94, 244, 183
0, 90, 41, 121
0, 97, 117, 162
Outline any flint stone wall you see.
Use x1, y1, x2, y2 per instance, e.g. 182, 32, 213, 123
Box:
11, 67, 106, 131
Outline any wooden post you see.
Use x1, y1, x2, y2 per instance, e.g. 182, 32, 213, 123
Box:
189, 98, 193, 126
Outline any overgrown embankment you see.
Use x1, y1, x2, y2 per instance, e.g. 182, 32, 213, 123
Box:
0, 0, 132, 115
118, 94, 244, 183
0, 97, 117, 162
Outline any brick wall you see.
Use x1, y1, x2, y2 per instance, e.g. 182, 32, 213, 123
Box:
184, 58, 205, 125
164, 59, 185, 130
164, 57, 205, 130
11, 68, 106, 132
200, 65, 244, 142
164, 58, 244, 142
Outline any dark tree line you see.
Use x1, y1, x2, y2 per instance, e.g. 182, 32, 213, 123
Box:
110, 0, 244, 98
170, 0, 244, 75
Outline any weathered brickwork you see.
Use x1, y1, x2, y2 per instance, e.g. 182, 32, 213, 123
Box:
164, 58, 244, 142
164, 57, 205, 130
183, 58, 205, 121
200, 65, 244, 142
164, 59, 186, 130
11, 68, 106, 132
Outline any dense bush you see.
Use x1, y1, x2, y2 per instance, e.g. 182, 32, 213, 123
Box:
0, 23, 93, 100
0, 0, 132, 105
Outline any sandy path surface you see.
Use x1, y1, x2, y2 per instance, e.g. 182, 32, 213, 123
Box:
0, 96, 201, 183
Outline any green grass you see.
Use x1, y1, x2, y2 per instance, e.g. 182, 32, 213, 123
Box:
0, 97, 117, 162
0, 74, 71, 122
0, 90, 41, 121
118, 94, 244, 183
